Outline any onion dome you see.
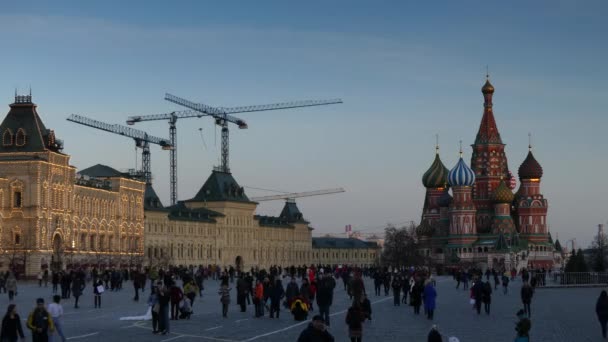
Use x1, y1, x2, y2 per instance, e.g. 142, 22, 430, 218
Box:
491, 179, 514, 203
518, 150, 543, 180
416, 220, 435, 237
448, 157, 476, 187
422, 153, 449, 188
482, 79, 495, 94
438, 190, 453, 207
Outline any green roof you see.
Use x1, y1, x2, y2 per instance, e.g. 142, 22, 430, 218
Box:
312, 237, 379, 249
79, 164, 123, 178
0, 96, 62, 153
255, 215, 294, 228
187, 170, 251, 203
279, 200, 309, 223
144, 184, 164, 210
166, 201, 222, 222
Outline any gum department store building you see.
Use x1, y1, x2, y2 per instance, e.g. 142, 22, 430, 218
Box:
0, 95, 378, 276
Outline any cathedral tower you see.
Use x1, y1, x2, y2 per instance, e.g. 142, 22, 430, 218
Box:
515, 144, 548, 243
448, 150, 477, 246
490, 179, 516, 234
470, 78, 510, 233
420, 144, 449, 230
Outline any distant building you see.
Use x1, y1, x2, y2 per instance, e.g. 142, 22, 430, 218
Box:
416, 78, 554, 270
311, 237, 379, 266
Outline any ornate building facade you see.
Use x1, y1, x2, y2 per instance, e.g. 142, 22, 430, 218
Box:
417, 79, 554, 270
0, 95, 145, 276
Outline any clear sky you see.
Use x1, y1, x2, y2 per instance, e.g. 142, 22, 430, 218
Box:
0, 1, 606, 247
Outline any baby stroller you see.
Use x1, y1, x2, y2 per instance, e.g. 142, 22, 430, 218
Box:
178, 299, 193, 319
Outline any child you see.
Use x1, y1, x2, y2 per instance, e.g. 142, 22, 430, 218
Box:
291, 300, 308, 321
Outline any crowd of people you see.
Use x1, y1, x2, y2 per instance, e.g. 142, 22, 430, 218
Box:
0, 264, 605, 341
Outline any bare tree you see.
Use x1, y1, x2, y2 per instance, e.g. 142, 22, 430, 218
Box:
2, 232, 37, 278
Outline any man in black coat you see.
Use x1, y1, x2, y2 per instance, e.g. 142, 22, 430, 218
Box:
297, 315, 334, 342
316, 275, 333, 326
471, 278, 484, 315
236, 275, 249, 312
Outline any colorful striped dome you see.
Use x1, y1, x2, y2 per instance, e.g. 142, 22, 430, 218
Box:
518, 150, 543, 180
422, 154, 449, 188
448, 157, 476, 187
491, 179, 514, 203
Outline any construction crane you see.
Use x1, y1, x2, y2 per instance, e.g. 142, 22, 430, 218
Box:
250, 188, 345, 203
67, 114, 172, 185
128, 95, 342, 206
127, 109, 210, 205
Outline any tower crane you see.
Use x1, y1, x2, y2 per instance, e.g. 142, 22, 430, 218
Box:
250, 188, 345, 203
67, 114, 173, 185
128, 94, 342, 206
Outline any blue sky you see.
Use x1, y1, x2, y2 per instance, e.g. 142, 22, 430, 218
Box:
0, 1, 606, 247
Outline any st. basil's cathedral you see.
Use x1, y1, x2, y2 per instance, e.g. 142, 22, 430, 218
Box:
416, 77, 557, 270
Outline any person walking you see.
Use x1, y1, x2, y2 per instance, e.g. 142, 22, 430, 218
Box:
401, 275, 410, 305
521, 281, 534, 317
423, 280, 437, 320
157, 283, 171, 335
596, 290, 608, 339
373, 272, 382, 297
43, 270, 49, 288
0, 304, 25, 342
316, 275, 333, 326
52, 272, 59, 294
501, 272, 509, 295
345, 302, 365, 342
297, 315, 335, 342
471, 278, 484, 315
71, 275, 84, 309
218, 283, 231, 318
48, 295, 67, 342
410, 279, 423, 315
26, 298, 54, 342
169, 282, 183, 320
253, 279, 264, 318
6, 273, 17, 302
515, 309, 531, 342
427, 325, 442, 342
482, 280, 492, 315
269, 279, 284, 319
132, 271, 143, 302
236, 275, 248, 313
391, 276, 402, 306
148, 286, 160, 334
93, 279, 103, 308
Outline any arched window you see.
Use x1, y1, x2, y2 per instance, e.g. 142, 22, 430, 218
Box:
15, 129, 26, 146
3, 129, 12, 146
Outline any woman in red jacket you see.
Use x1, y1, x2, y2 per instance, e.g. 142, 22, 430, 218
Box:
254, 279, 265, 318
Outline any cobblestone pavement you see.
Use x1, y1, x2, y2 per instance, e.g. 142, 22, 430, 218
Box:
1, 275, 604, 341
